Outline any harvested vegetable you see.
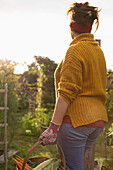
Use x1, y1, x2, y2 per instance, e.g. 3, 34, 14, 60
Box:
12, 156, 33, 170
33, 158, 61, 170
12, 156, 61, 170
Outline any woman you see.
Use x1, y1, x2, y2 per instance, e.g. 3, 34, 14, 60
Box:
38, 2, 108, 170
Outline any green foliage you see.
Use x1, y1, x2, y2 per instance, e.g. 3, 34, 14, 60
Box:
102, 160, 113, 170
27, 159, 39, 168
5, 134, 57, 170
102, 69, 113, 169
21, 112, 40, 135
0, 57, 58, 146
36, 107, 53, 126
0, 59, 19, 142
108, 123, 113, 137
106, 70, 113, 118
35, 56, 58, 112
0, 59, 19, 113
17, 62, 38, 111
105, 70, 113, 146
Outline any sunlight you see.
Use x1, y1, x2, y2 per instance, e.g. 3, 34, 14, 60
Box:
15, 63, 28, 74
0, 0, 113, 73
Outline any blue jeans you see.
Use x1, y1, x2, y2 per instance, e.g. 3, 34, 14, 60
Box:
57, 123, 103, 170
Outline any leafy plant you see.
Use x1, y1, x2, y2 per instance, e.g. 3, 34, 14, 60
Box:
106, 70, 113, 118
102, 69, 113, 166
35, 56, 57, 112
101, 159, 113, 170
17, 62, 38, 111
108, 123, 113, 137
21, 112, 40, 135
36, 107, 53, 126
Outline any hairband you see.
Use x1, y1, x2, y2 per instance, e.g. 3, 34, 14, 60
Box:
70, 20, 93, 33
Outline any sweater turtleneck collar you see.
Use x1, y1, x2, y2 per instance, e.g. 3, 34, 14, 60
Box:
70, 33, 94, 46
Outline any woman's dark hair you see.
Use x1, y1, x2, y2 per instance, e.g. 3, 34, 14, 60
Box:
67, 2, 101, 32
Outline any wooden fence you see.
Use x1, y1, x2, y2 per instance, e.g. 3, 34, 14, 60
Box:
0, 84, 8, 170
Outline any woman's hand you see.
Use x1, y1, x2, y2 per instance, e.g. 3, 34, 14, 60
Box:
38, 122, 59, 146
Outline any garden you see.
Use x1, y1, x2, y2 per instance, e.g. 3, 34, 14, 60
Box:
0, 57, 113, 169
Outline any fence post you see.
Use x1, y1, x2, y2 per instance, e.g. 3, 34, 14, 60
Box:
4, 83, 8, 170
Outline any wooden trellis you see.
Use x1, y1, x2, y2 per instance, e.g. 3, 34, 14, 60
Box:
29, 100, 36, 117
0, 84, 8, 170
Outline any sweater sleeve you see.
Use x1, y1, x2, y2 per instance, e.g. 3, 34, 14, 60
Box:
58, 46, 82, 104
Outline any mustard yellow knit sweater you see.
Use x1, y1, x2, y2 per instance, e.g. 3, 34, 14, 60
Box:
55, 33, 108, 128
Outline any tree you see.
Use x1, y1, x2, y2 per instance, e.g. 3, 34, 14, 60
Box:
17, 62, 38, 111
35, 56, 58, 112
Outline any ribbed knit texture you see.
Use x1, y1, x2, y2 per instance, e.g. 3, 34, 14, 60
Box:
54, 33, 108, 128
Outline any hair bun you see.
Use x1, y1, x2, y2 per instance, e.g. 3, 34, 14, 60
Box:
67, 2, 100, 32
84, 2, 89, 6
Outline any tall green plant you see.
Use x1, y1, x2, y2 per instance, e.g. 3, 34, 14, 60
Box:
35, 56, 58, 112
105, 70, 113, 118
17, 62, 38, 111
21, 112, 40, 135
102, 69, 113, 162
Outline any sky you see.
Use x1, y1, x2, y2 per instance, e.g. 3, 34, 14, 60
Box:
0, 0, 113, 73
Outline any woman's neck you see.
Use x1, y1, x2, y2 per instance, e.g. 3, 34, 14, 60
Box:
71, 31, 80, 39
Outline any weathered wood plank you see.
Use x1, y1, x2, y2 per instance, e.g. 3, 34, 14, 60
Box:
0, 142, 8, 145
0, 142, 5, 145
0, 89, 8, 93
0, 159, 8, 164
0, 123, 8, 127
0, 150, 20, 163
0, 160, 5, 164
0, 107, 9, 110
